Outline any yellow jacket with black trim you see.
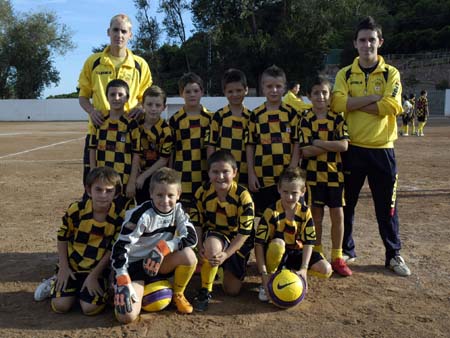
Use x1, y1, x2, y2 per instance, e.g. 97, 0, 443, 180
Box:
331, 56, 402, 148
282, 90, 312, 113
78, 46, 152, 134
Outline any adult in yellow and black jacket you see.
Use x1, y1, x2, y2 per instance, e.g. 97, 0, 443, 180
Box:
331, 16, 410, 276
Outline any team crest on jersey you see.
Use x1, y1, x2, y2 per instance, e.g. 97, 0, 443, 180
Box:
119, 133, 127, 142
374, 79, 383, 93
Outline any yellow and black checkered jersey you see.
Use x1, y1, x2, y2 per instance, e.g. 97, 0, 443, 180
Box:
255, 199, 316, 249
247, 102, 298, 187
416, 96, 429, 118
192, 180, 254, 239
169, 106, 212, 196
139, 118, 173, 171
298, 109, 349, 187
89, 114, 141, 187
206, 105, 251, 186
57, 198, 126, 272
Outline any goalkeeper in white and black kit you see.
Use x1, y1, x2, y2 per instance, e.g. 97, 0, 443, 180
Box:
111, 167, 198, 323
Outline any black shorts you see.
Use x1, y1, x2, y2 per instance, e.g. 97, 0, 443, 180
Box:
51, 270, 109, 305
306, 184, 344, 208
251, 185, 280, 216
125, 260, 173, 285
402, 115, 412, 125
203, 230, 254, 280
417, 115, 427, 122
281, 249, 324, 271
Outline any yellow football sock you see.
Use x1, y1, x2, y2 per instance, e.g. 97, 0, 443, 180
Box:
173, 264, 196, 294
308, 269, 332, 279
313, 244, 323, 254
201, 260, 218, 292
331, 248, 343, 261
266, 242, 285, 274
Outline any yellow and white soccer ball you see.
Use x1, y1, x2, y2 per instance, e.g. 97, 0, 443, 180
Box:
267, 269, 306, 308
141, 279, 173, 312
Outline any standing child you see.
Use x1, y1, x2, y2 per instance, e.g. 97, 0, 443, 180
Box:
50, 167, 126, 315
206, 68, 251, 186
297, 75, 352, 277
111, 167, 198, 323
169, 72, 212, 217
89, 79, 141, 199
400, 94, 413, 136
255, 167, 332, 302
416, 90, 429, 137
246, 65, 300, 215
135, 85, 173, 204
408, 94, 417, 136
192, 150, 255, 311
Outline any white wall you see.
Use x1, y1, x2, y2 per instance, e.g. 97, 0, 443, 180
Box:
445, 89, 450, 116
0, 97, 267, 121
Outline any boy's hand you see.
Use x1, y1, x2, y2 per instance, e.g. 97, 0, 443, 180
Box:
136, 174, 146, 189
210, 251, 228, 267
128, 106, 144, 120
143, 240, 170, 276
55, 266, 76, 292
296, 269, 308, 293
248, 172, 261, 192
114, 274, 137, 314
81, 272, 103, 297
89, 108, 104, 126
126, 182, 136, 199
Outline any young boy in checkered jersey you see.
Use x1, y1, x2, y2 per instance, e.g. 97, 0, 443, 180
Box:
296, 75, 352, 277
191, 150, 255, 311
135, 85, 173, 205
206, 68, 251, 187
89, 79, 141, 200
246, 65, 301, 216
168, 72, 213, 218
255, 167, 332, 302
47, 167, 127, 315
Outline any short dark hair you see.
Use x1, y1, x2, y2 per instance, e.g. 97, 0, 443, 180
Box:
354, 16, 383, 41
150, 167, 181, 192
306, 75, 331, 95
420, 90, 427, 95
261, 65, 286, 84
85, 167, 122, 195
278, 166, 306, 188
287, 81, 300, 91
207, 150, 237, 170
105, 79, 130, 98
222, 68, 248, 91
143, 85, 167, 105
178, 72, 204, 94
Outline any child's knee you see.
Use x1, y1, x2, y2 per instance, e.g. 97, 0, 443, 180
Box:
310, 260, 332, 278
51, 297, 74, 313
222, 271, 242, 296
81, 302, 105, 316
115, 310, 139, 324
180, 247, 198, 266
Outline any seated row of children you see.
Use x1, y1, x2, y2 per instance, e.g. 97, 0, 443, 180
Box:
36, 65, 351, 322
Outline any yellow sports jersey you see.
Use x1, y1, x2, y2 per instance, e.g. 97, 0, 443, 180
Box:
255, 199, 316, 249
206, 105, 250, 186
78, 46, 152, 134
192, 181, 254, 238
169, 106, 212, 196
89, 114, 141, 187
139, 118, 173, 171
331, 56, 402, 148
57, 198, 126, 272
282, 90, 312, 113
298, 109, 349, 187
247, 102, 298, 187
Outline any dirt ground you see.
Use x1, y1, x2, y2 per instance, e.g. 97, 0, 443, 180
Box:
0, 119, 449, 338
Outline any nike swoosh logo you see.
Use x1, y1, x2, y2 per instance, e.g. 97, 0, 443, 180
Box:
277, 281, 297, 290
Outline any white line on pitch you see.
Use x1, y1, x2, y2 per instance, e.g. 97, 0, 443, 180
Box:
0, 137, 84, 159
0, 132, 31, 136
1, 159, 82, 163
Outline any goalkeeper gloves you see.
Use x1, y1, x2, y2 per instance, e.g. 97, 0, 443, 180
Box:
142, 240, 171, 276
114, 274, 137, 314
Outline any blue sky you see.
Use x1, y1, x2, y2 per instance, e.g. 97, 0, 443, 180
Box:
12, 0, 193, 98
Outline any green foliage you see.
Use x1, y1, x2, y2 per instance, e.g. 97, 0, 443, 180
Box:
435, 79, 449, 90
46, 92, 78, 99
0, 1, 74, 99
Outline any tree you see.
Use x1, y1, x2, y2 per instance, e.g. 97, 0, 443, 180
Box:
0, 1, 74, 99
0, 0, 14, 98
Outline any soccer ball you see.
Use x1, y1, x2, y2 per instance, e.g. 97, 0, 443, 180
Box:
267, 269, 306, 308
141, 279, 173, 312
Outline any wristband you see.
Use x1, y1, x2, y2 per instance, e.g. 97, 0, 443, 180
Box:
156, 240, 171, 256
116, 274, 131, 286
300, 264, 309, 270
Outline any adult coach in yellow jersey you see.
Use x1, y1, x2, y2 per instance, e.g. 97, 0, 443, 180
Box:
331, 16, 411, 276
78, 14, 152, 184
